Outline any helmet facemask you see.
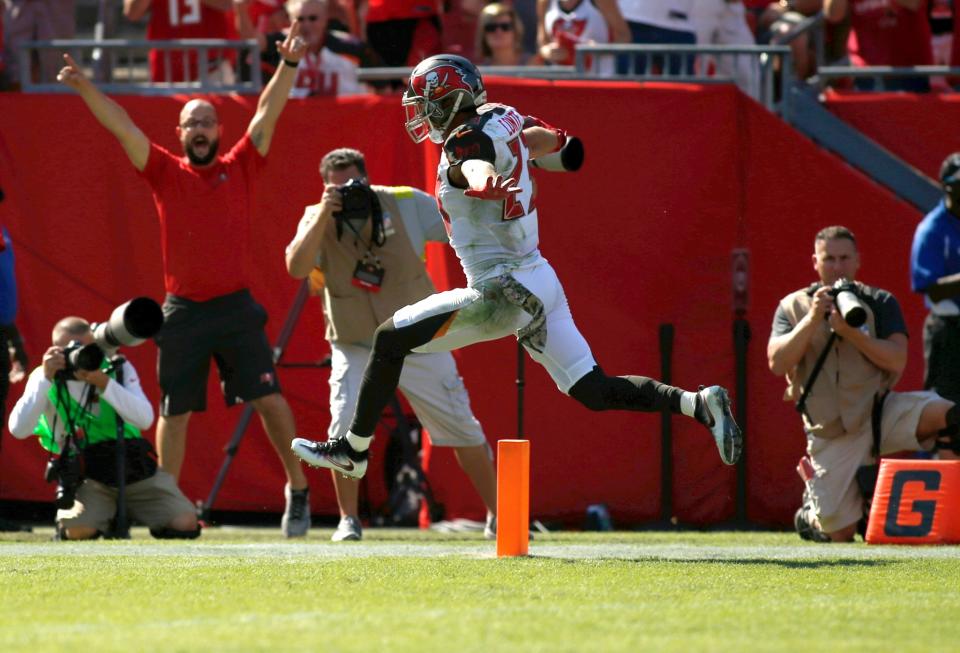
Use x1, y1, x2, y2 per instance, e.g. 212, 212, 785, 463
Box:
403, 91, 468, 144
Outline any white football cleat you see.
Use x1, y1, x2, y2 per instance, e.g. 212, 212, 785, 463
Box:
292, 437, 368, 479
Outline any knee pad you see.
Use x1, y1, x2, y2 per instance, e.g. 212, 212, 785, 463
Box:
568, 368, 608, 412
372, 320, 408, 365
150, 526, 202, 540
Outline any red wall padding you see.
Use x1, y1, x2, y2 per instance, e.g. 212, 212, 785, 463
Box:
825, 90, 960, 179
0, 82, 928, 526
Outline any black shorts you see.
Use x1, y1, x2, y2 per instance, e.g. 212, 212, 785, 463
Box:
156, 289, 281, 417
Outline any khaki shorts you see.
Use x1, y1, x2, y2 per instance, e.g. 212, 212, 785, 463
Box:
57, 469, 195, 532
806, 391, 939, 533
327, 342, 487, 448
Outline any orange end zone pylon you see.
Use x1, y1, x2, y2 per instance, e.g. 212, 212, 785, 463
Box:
497, 439, 530, 557
866, 459, 960, 544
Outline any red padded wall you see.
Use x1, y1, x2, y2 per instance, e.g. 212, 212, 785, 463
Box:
0, 82, 928, 526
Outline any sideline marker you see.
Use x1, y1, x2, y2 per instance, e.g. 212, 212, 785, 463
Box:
497, 439, 530, 557
866, 459, 960, 544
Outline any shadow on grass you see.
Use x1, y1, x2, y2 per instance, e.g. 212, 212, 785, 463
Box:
542, 556, 892, 569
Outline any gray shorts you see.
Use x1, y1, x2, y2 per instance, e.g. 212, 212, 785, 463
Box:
57, 469, 195, 532
327, 341, 487, 448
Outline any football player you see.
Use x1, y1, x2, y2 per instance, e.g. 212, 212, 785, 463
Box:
292, 54, 742, 480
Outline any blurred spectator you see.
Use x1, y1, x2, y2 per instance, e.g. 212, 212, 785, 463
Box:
824, 0, 933, 91
328, 0, 357, 32
442, 0, 483, 60
235, 0, 379, 86
929, 0, 951, 65
2, 0, 75, 87
691, 1, 759, 95
757, 1, 852, 82
285, 0, 366, 96
123, 0, 237, 84
359, 0, 442, 67
616, 1, 697, 74
538, 0, 629, 75
477, 2, 537, 65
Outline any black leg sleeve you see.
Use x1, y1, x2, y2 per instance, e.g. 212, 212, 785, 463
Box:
568, 366, 684, 413
348, 311, 456, 437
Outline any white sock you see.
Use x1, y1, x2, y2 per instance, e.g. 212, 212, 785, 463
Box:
346, 431, 371, 452
680, 391, 698, 418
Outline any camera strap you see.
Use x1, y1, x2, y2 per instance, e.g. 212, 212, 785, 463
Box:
795, 331, 838, 421
340, 199, 386, 292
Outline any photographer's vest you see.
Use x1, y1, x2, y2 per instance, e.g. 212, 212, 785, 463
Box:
779, 283, 895, 439
317, 186, 436, 346
33, 365, 141, 454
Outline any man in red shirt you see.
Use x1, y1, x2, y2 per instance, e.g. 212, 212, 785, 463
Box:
123, 0, 237, 83
55, 26, 313, 537
825, 0, 933, 91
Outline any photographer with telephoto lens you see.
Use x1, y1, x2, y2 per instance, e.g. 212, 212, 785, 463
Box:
7, 309, 197, 540
285, 148, 498, 542
768, 226, 960, 543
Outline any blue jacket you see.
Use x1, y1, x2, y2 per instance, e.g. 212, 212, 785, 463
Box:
910, 200, 960, 310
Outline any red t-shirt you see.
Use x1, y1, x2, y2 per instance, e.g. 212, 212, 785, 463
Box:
365, 0, 438, 23
138, 135, 265, 301
147, 0, 235, 82
846, 0, 932, 67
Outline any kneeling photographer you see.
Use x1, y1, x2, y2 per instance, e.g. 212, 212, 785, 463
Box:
7, 313, 198, 540
767, 226, 960, 543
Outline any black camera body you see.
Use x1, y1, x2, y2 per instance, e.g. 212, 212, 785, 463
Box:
335, 178, 374, 229
44, 449, 83, 510
829, 279, 868, 328
55, 340, 105, 381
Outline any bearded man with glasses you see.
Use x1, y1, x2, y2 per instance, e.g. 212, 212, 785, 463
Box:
55, 26, 314, 538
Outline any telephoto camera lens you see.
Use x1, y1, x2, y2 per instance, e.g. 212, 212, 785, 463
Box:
834, 287, 867, 328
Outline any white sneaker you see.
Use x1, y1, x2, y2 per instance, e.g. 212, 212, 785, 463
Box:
484, 514, 496, 540
695, 385, 743, 465
281, 484, 310, 538
483, 513, 534, 540
291, 437, 368, 479
332, 516, 362, 542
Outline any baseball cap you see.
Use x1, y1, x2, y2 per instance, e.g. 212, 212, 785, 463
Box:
939, 152, 960, 186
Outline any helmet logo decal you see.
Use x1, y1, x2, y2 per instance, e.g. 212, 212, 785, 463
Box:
413, 64, 470, 101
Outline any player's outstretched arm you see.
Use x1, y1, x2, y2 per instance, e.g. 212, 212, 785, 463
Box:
57, 53, 149, 171
246, 22, 307, 156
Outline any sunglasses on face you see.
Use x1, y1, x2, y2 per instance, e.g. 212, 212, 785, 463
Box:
180, 118, 217, 130
296, 14, 322, 22
484, 21, 514, 33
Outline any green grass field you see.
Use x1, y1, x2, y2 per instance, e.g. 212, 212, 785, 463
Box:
1, 527, 958, 652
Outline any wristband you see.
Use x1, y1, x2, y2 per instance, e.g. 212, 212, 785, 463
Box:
283, 59, 299, 68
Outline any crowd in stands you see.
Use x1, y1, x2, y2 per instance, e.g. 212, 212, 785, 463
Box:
3, 1, 960, 93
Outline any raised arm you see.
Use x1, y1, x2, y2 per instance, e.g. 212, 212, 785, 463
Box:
286, 191, 341, 278
57, 54, 150, 171
122, 0, 151, 21
246, 22, 307, 156
595, 0, 631, 44
767, 288, 831, 376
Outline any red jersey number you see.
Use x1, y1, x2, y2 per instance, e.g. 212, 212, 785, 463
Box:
503, 135, 536, 221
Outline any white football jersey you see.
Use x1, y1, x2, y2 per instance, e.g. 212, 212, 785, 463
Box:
436, 103, 544, 286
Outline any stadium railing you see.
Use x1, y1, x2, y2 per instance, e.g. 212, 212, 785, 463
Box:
19, 39, 262, 95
